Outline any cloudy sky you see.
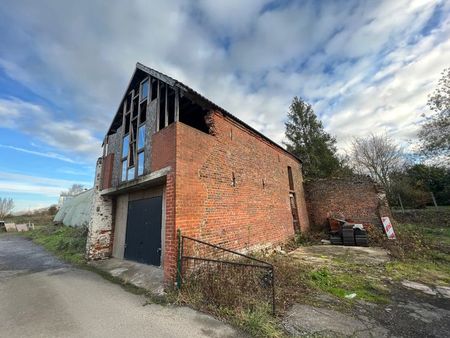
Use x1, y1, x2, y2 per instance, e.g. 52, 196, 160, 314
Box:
0, 0, 449, 211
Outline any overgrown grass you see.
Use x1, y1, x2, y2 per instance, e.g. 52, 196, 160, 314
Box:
234, 306, 283, 338
24, 225, 87, 265
178, 286, 284, 338
308, 266, 389, 304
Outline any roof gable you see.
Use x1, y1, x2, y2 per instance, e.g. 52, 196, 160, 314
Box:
105, 62, 302, 163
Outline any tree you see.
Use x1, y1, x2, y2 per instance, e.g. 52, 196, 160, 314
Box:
0, 197, 14, 219
350, 133, 403, 195
48, 205, 58, 215
418, 67, 450, 161
64, 184, 84, 196
284, 97, 343, 178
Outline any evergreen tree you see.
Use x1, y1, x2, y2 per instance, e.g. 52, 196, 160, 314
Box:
284, 97, 343, 178
419, 67, 450, 162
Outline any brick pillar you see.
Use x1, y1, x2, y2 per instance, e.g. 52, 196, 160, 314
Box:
86, 157, 114, 260
163, 172, 177, 283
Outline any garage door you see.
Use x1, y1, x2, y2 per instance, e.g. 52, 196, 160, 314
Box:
124, 196, 162, 266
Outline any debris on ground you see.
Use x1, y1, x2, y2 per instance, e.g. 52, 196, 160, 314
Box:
329, 218, 369, 246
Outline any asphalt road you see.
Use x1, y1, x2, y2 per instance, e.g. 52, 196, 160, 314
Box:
0, 235, 242, 338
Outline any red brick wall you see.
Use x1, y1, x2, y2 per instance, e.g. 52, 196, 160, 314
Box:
151, 113, 310, 282
151, 123, 177, 172
305, 177, 392, 230
151, 124, 177, 282
174, 111, 309, 253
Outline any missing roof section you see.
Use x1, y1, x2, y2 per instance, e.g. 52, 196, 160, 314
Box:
179, 95, 210, 134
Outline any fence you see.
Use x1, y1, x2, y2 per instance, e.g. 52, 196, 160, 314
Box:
177, 232, 276, 314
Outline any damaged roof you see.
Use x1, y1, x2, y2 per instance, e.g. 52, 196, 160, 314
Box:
106, 62, 302, 163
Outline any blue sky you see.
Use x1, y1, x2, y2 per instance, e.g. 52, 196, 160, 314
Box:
0, 0, 449, 211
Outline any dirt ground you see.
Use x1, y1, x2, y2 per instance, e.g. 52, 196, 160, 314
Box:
282, 245, 450, 337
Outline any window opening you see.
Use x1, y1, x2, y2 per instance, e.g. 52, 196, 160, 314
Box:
127, 166, 135, 180
131, 119, 138, 140
159, 83, 166, 130
151, 78, 158, 101
140, 79, 149, 100
167, 87, 175, 125
122, 135, 129, 158
140, 101, 147, 124
138, 152, 144, 176
126, 93, 132, 113
179, 96, 209, 133
124, 114, 130, 134
129, 143, 135, 167
289, 192, 300, 232
138, 125, 145, 150
132, 97, 139, 119
121, 160, 127, 181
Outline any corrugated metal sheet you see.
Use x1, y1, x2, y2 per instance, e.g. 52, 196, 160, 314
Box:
54, 189, 93, 227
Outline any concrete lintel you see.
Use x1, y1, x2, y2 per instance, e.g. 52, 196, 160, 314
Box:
101, 166, 171, 196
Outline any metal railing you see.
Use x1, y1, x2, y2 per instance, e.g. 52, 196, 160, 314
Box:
177, 231, 275, 314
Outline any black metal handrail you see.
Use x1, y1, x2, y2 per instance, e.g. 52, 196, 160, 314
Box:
177, 231, 276, 314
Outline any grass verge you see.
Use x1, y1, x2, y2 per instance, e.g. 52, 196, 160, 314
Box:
24, 225, 88, 265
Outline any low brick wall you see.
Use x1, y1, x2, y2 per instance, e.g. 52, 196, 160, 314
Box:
305, 177, 392, 230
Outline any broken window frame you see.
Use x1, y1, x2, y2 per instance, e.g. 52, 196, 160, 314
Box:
120, 76, 150, 182
140, 78, 149, 102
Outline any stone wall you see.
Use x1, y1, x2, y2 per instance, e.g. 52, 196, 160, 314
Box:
86, 158, 114, 260
304, 177, 392, 230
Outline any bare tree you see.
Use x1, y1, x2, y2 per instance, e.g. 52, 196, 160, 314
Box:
0, 197, 15, 219
63, 184, 85, 196
350, 134, 403, 193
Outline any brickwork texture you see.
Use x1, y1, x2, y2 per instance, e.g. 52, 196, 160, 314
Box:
305, 177, 393, 230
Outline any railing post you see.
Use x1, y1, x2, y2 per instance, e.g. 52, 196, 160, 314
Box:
271, 266, 276, 315
176, 229, 183, 289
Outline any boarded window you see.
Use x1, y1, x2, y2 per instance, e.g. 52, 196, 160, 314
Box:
288, 166, 294, 190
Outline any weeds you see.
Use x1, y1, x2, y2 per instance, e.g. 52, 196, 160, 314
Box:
235, 305, 283, 338
25, 225, 87, 265
308, 267, 389, 303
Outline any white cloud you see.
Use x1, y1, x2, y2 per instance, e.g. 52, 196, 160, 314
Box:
0, 98, 101, 161
0, 171, 91, 197
0, 0, 449, 156
0, 144, 76, 163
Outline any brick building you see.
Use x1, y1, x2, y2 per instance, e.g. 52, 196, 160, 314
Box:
86, 63, 309, 282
